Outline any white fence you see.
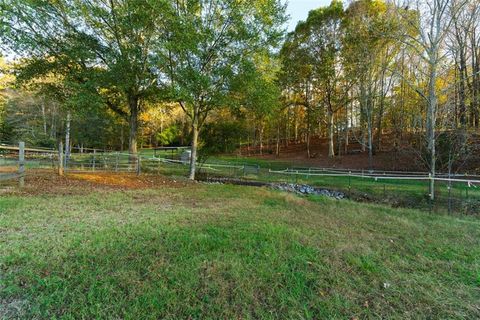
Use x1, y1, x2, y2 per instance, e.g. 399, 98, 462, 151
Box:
268, 168, 480, 186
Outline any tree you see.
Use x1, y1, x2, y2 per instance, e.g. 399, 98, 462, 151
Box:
394, 0, 467, 200
231, 55, 282, 155
0, 0, 170, 156
343, 0, 397, 169
302, 0, 345, 158
164, 0, 286, 180
0, 57, 14, 137
280, 29, 315, 157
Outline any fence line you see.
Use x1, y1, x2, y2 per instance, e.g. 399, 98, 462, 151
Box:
0, 172, 25, 181
0, 144, 55, 153
2, 142, 480, 214
1, 142, 479, 186
268, 169, 480, 185
279, 167, 480, 178
2, 141, 478, 186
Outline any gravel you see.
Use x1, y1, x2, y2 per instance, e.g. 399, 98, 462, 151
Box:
200, 177, 346, 200
272, 183, 346, 200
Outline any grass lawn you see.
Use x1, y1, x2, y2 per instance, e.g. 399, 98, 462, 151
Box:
1, 176, 479, 319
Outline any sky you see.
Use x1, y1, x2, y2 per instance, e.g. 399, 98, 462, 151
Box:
286, 0, 332, 31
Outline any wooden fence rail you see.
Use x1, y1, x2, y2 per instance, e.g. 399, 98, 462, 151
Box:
0, 142, 25, 187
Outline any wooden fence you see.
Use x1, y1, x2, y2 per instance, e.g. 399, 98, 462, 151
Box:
0, 142, 25, 187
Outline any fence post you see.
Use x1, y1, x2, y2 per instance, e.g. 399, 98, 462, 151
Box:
383, 171, 386, 197
18, 141, 25, 187
428, 173, 433, 212
58, 141, 64, 176
136, 155, 141, 176
92, 149, 96, 171
348, 171, 352, 196
115, 152, 119, 172
447, 180, 452, 215
466, 181, 469, 200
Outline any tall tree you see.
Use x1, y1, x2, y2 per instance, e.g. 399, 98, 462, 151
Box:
164, 0, 286, 180
343, 0, 396, 169
394, 0, 467, 199
231, 55, 282, 155
280, 28, 315, 157
303, 0, 345, 158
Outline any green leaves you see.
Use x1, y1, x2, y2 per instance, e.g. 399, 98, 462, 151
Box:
165, 0, 286, 118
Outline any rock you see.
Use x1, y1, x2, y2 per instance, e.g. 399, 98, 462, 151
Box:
271, 183, 346, 200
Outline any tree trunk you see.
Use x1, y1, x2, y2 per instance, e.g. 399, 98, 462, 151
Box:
294, 107, 299, 143
259, 123, 264, 155
306, 109, 311, 158
359, 84, 367, 153
64, 111, 71, 169
41, 102, 47, 136
376, 77, 385, 151
458, 52, 467, 127
472, 30, 479, 127
368, 118, 373, 170
427, 54, 438, 201
276, 121, 280, 156
189, 110, 199, 180
337, 116, 342, 157
120, 125, 125, 151
285, 107, 290, 147
345, 99, 350, 155
328, 108, 335, 158
128, 96, 139, 160
50, 104, 56, 139
367, 83, 375, 169
306, 130, 311, 158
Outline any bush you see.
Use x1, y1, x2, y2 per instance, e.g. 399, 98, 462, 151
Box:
199, 121, 247, 157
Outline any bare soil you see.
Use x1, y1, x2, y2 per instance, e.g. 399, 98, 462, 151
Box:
0, 170, 188, 196
243, 137, 420, 171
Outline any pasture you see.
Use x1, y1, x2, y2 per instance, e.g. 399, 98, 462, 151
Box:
1, 172, 479, 319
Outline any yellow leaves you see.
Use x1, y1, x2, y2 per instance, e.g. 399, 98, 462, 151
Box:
0, 57, 15, 110
371, 0, 388, 14
0, 57, 15, 91
139, 102, 183, 137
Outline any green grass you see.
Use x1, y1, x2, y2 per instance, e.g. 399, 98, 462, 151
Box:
1, 183, 479, 319
94, 149, 480, 214
145, 154, 480, 214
